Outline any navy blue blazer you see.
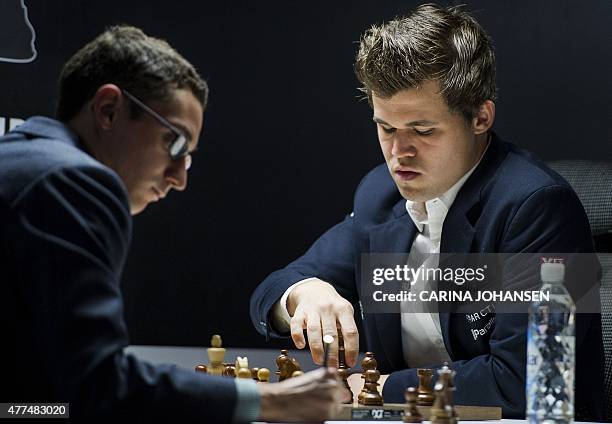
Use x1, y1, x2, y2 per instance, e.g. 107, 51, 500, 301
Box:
250, 133, 604, 420
0, 117, 238, 421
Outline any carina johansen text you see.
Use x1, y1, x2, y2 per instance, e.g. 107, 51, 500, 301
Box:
370, 265, 550, 303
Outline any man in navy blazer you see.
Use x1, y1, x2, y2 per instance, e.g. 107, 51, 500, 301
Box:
250, 4, 604, 421
0, 25, 341, 422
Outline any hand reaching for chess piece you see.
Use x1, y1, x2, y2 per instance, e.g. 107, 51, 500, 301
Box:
286, 278, 359, 368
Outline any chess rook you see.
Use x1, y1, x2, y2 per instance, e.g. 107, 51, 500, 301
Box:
416, 368, 435, 406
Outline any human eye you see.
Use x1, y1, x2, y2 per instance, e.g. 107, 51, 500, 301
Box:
163, 131, 176, 145
414, 128, 434, 136
379, 125, 396, 134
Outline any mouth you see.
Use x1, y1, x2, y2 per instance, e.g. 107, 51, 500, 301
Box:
151, 187, 164, 201
394, 168, 421, 181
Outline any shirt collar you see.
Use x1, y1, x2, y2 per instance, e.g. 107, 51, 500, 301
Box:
405, 138, 490, 240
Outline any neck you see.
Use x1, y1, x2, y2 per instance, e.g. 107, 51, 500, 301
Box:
471, 131, 490, 168
65, 111, 105, 163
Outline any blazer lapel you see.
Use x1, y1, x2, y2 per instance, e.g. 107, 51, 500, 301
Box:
367, 201, 416, 371
438, 202, 476, 358
438, 133, 509, 358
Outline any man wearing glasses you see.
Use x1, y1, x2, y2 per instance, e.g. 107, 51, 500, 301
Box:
0, 25, 342, 422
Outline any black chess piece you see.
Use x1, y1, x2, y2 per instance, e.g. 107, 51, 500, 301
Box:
403, 387, 423, 423
416, 368, 435, 406
275, 349, 289, 381
337, 330, 353, 404
436, 365, 457, 423
430, 384, 454, 424
358, 352, 383, 406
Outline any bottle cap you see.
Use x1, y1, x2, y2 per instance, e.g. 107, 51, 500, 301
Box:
540, 262, 565, 283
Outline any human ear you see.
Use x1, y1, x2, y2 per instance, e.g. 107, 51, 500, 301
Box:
91, 84, 123, 130
472, 100, 495, 135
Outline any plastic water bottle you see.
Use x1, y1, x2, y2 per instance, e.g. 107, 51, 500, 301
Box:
526, 262, 575, 424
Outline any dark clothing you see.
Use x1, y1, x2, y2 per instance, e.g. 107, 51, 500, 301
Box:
250, 133, 604, 420
1, 117, 238, 421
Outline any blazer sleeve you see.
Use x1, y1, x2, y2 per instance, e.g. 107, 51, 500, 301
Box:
382, 185, 603, 420
9, 165, 238, 421
250, 212, 360, 338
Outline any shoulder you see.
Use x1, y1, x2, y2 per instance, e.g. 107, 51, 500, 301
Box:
476, 139, 592, 251
0, 133, 132, 269
480, 140, 582, 218
489, 141, 572, 197
7, 161, 132, 273
0, 134, 128, 210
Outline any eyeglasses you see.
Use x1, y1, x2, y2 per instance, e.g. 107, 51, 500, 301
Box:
122, 89, 192, 169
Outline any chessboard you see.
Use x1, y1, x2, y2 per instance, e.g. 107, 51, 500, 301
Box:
195, 334, 502, 422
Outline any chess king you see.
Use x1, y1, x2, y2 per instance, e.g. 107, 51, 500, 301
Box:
249, 3, 604, 421
0, 25, 343, 422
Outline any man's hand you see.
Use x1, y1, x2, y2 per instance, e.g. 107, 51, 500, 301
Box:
287, 278, 359, 367
258, 367, 345, 422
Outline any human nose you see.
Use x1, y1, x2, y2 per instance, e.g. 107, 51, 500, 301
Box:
391, 131, 417, 158
165, 157, 188, 191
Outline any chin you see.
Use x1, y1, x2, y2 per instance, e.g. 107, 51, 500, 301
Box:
129, 197, 149, 216
396, 185, 433, 202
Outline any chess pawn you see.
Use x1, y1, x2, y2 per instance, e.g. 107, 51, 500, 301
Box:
291, 370, 304, 378
222, 363, 236, 378
195, 364, 207, 373
403, 387, 423, 423
358, 352, 383, 406
251, 367, 260, 381
416, 368, 435, 406
361, 368, 383, 406
358, 352, 377, 404
430, 384, 454, 424
257, 368, 270, 383
207, 334, 225, 376
337, 330, 353, 404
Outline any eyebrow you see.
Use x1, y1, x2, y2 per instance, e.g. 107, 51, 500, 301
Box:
372, 117, 438, 127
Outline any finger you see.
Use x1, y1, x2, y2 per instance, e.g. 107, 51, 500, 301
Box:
325, 366, 340, 381
320, 314, 339, 368
290, 309, 307, 349
337, 310, 359, 367
306, 311, 324, 364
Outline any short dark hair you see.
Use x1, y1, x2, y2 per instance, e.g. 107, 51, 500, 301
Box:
355, 4, 496, 122
56, 25, 208, 121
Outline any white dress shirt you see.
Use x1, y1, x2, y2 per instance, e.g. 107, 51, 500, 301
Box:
272, 141, 490, 367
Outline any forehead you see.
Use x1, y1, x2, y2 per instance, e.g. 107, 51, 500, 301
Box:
372, 80, 451, 123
